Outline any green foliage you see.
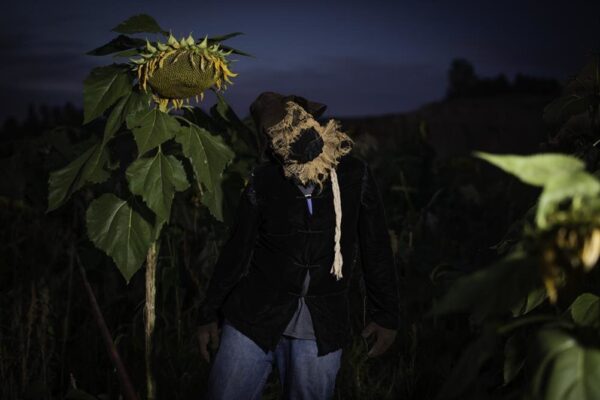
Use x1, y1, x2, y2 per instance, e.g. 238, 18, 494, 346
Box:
126, 152, 190, 223
48, 13, 245, 283
104, 90, 151, 139
111, 14, 168, 36
175, 122, 235, 220
47, 142, 110, 211
475, 152, 600, 228
532, 329, 600, 400
86, 193, 154, 283
86, 34, 146, 57
570, 293, 600, 328
83, 64, 132, 125
126, 108, 179, 155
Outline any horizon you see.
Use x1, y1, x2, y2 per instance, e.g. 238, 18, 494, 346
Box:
2, 0, 599, 124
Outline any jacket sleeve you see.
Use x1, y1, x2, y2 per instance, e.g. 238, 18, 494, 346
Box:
196, 173, 260, 325
357, 162, 401, 330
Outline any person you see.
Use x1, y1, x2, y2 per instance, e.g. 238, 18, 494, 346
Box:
197, 91, 400, 400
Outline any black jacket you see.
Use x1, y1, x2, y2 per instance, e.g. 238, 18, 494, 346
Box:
197, 153, 400, 356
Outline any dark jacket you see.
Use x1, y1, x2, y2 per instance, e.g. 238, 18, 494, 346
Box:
197, 153, 400, 356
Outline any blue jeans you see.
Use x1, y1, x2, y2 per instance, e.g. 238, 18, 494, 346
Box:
206, 320, 342, 400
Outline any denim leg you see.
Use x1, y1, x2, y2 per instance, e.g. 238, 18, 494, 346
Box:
206, 320, 274, 400
274, 337, 342, 400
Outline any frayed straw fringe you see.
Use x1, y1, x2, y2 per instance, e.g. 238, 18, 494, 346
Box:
266, 101, 353, 191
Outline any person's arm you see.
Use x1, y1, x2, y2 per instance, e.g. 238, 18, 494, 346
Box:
357, 162, 400, 356
197, 173, 261, 326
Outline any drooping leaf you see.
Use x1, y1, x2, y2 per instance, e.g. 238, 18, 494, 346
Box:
511, 286, 547, 317
537, 170, 600, 227
532, 329, 600, 400
126, 108, 180, 155
474, 152, 585, 187
86, 34, 146, 56
207, 32, 244, 43
570, 293, 600, 328
111, 14, 168, 36
47, 142, 110, 212
86, 193, 153, 283
175, 123, 234, 221
126, 152, 190, 223
104, 90, 151, 141
83, 64, 132, 124
200, 182, 226, 222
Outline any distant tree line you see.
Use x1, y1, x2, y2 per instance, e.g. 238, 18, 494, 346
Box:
446, 58, 561, 99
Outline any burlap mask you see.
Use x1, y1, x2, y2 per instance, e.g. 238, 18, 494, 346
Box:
264, 100, 353, 190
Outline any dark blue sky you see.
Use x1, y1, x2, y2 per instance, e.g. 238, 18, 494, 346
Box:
2, 0, 599, 122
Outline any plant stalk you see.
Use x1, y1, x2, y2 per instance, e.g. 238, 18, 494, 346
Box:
145, 241, 158, 400
76, 254, 139, 400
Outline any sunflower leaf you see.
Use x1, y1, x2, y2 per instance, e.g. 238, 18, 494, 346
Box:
474, 152, 585, 187
83, 64, 132, 125
126, 108, 180, 156
47, 142, 110, 212
86, 194, 154, 283
175, 123, 234, 221
126, 152, 190, 223
532, 329, 600, 400
104, 90, 151, 141
86, 34, 146, 56
111, 14, 168, 36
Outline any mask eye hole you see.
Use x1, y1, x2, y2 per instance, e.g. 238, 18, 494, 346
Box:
288, 127, 323, 163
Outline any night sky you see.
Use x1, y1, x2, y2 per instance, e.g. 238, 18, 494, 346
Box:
2, 0, 599, 123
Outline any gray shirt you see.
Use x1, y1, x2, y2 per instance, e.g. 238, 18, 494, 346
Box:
282, 183, 316, 340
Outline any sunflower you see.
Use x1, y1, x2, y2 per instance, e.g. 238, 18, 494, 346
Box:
129, 33, 238, 110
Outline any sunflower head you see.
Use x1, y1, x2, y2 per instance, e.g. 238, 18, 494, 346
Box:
538, 224, 600, 303
129, 33, 238, 110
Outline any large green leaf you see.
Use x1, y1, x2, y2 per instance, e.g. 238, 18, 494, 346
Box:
474, 152, 585, 187
532, 329, 600, 400
104, 90, 151, 141
537, 170, 600, 227
126, 109, 180, 155
86, 194, 153, 283
570, 293, 600, 328
86, 34, 146, 56
126, 152, 190, 223
111, 14, 168, 36
47, 142, 110, 212
83, 64, 132, 125
175, 123, 234, 221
